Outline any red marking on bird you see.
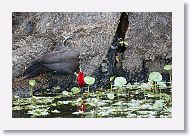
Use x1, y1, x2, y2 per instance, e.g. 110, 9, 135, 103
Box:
77, 71, 85, 88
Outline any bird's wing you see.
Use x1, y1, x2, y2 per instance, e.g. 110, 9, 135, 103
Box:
30, 49, 80, 74
33, 49, 80, 64
42, 59, 80, 74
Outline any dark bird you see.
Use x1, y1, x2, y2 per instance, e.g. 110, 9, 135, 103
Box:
22, 46, 80, 79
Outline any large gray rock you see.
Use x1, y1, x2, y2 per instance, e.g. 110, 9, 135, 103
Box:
12, 12, 121, 78
12, 12, 121, 94
12, 12, 172, 97
121, 12, 172, 81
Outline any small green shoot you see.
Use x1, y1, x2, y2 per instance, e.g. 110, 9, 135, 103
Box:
84, 76, 95, 96
29, 80, 36, 98
109, 76, 115, 93
148, 72, 163, 99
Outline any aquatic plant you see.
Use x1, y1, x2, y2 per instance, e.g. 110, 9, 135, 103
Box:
148, 72, 163, 95
109, 76, 115, 92
71, 87, 80, 95
164, 64, 172, 85
114, 77, 127, 87
107, 76, 115, 100
27, 108, 49, 117
113, 77, 127, 100
152, 100, 164, 111
140, 82, 152, 99
84, 76, 95, 96
148, 72, 163, 99
107, 93, 114, 100
28, 79, 36, 98
157, 82, 167, 89
148, 72, 162, 83
62, 91, 70, 97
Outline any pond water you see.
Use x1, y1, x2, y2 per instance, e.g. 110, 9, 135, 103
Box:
12, 85, 172, 118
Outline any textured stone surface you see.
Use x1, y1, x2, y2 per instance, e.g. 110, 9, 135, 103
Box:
122, 12, 172, 81
12, 12, 121, 94
12, 12, 172, 96
12, 12, 121, 78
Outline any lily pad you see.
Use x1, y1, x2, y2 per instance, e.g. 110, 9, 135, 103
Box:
158, 82, 167, 89
71, 87, 80, 94
27, 108, 49, 117
148, 72, 162, 82
126, 83, 133, 89
84, 76, 95, 85
140, 83, 151, 90
164, 65, 172, 71
62, 91, 70, 96
29, 80, 36, 87
107, 93, 114, 100
152, 100, 164, 111
114, 77, 127, 87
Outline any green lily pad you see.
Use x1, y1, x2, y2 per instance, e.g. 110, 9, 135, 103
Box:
29, 80, 36, 87
107, 93, 114, 100
71, 87, 80, 94
84, 76, 95, 85
152, 100, 164, 111
164, 65, 172, 71
62, 91, 70, 96
114, 77, 127, 87
140, 83, 151, 90
148, 72, 162, 82
126, 83, 133, 89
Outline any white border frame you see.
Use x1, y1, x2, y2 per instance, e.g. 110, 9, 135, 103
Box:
0, 0, 184, 130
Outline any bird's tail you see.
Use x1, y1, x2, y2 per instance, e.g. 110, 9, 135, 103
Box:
21, 64, 42, 80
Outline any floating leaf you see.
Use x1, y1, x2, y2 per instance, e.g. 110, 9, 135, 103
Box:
148, 72, 162, 82
84, 76, 95, 85
114, 77, 127, 87
107, 93, 114, 100
62, 91, 70, 96
158, 82, 167, 89
140, 83, 151, 90
29, 80, 36, 87
152, 100, 164, 111
126, 83, 133, 89
27, 108, 49, 117
164, 65, 172, 71
71, 87, 80, 94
